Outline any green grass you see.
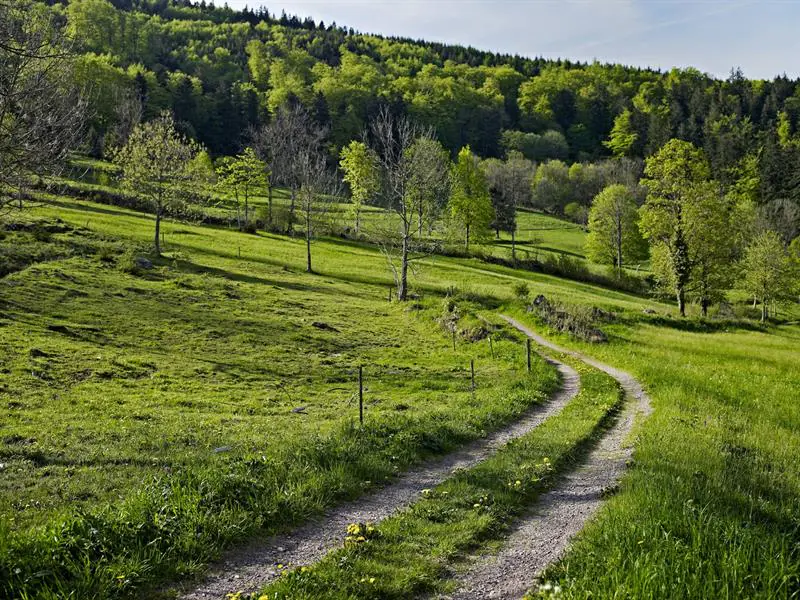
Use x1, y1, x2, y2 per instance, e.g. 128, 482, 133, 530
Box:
510, 310, 800, 599
2, 189, 799, 599
260, 357, 622, 599
0, 199, 562, 598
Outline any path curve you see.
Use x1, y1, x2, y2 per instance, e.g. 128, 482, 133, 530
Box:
443, 315, 652, 600
178, 356, 581, 599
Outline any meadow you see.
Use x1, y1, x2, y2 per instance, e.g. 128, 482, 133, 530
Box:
0, 191, 798, 598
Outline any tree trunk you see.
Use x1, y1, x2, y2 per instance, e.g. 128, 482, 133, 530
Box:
418, 202, 423, 237
465, 224, 470, 252
511, 228, 517, 263
761, 298, 767, 322
154, 207, 162, 256
701, 297, 709, 317
616, 218, 623, 278
268, 185, 273, 226
288, 187, 296, 234
399, 233, 409, 301
244, 193, 249, 226
355, 207, 360, 235
306, 230, 312, 273
306, 210, 313, 273
677, 286, 686, 317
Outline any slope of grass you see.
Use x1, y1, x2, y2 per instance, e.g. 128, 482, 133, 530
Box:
2, 192, 798, 599
0, 203, 561, 598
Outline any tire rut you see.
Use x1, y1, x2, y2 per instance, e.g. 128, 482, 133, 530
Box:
441, 316, 652, 600
178, 356, 581, 600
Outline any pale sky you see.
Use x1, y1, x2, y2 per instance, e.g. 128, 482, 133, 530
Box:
223, 0, 800, 80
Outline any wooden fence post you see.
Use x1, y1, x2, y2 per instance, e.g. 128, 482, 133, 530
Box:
358, 365, 364, 426
470, 359, 475, 392
526, 338, 532, 373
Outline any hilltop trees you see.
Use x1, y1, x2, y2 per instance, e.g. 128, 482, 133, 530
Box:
585, 184, 647, 276
450, 147, 494, 251
115, 112, 200, 255
0, 0, 87, 210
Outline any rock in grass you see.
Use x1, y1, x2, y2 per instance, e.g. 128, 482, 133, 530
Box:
134, 256, 153, 269
312, 321, 339, 332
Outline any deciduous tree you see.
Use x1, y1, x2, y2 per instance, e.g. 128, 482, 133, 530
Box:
640, 139, 736, 316
114, 112, 200, 255
215, 147, 266, 230
366, 106, 432, 301
339, 140, 380, 234
449, 146, 494, 251
739, 230, 796, 321
0, 0, 88, 211
585, 184, 646, 276
406, 137, 451, 237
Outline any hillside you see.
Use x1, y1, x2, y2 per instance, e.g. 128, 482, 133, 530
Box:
1, 191, 798, 598
2, 1, 800, 598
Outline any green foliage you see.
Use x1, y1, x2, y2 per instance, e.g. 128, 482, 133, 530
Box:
640, 139, 736, 315
114, 112, 201, 254
738, 230, 797, 321
585, 184, 646, 274
603, 109, 639, 157
449, 146, 494, 250
214, 147, 267, 229
339, 141, 381, 234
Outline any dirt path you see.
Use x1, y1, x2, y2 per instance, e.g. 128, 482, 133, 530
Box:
442, 316, 652, 600
178, 356, 581, 600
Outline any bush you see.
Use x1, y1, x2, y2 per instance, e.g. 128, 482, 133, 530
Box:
526, 295, 609, 343
512, 282, 530, 302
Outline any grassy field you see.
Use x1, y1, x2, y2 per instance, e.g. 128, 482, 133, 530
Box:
0, 198, 564, 598
1, 189, 798, 598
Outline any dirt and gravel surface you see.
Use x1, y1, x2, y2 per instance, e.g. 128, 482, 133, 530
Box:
440, 316, 653, 600
178, 355, 581, 599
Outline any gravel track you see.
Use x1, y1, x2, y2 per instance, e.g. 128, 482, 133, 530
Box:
178, 355, 581, 599
441, 316, 653, 600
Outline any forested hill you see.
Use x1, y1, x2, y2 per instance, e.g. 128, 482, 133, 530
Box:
44, 1, 800, 179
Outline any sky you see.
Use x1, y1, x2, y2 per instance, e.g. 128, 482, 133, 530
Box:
222, 0, 800, 80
